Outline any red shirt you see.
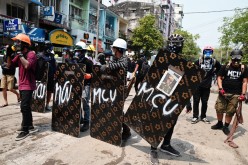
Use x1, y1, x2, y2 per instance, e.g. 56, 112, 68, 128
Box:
12, 51, 37, 90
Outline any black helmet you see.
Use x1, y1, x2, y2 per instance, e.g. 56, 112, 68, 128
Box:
167, 34, 184, 54
230, 49, 242, 60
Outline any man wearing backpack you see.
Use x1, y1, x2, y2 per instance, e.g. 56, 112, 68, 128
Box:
190, 46, 221, 124
9, 33, 38, 141
211, 49, 248, 135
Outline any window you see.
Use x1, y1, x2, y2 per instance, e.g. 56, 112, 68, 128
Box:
41, 0, 60, 11
6, 4, 25, 19
70, 5, 82, 18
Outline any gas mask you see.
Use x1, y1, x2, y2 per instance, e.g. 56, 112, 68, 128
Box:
11, 40, 22, 52
168, 41, 182, 54
231, 58, 241, 67
74, 52, 81, 59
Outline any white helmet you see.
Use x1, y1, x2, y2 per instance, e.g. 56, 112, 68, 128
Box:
76, 41, 87, 50
112, 38, 127, 50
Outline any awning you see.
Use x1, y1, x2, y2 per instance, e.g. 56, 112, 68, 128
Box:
29, 0, 43, 6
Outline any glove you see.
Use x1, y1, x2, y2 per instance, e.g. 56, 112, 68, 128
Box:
84, 73, 92, 80
219, 88, 225, 96
100, 65, 107, 73
238, 94, 246, 101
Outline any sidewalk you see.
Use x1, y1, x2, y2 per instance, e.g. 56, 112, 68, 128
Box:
0, 87, 248, 165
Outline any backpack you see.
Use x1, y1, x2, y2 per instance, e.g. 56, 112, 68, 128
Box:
35, 53, 47, 81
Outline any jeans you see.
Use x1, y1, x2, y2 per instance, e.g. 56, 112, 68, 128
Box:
193, 86, 210, 119
82, 85, 90, 123
20, 90, 33, 132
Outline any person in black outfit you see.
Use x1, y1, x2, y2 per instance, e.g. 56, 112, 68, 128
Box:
133, 54, 146, 93
190, 46, 221, 124
40, 41, 56, 111
150, 34, 185, 159
73, 42, 93, 132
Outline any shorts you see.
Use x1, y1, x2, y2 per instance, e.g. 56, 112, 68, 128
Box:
215, 94, 239, 116
47, 77, 54, 92
1, 75, 15, 90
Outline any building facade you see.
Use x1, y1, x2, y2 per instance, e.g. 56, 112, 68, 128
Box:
0, 0, 128, 54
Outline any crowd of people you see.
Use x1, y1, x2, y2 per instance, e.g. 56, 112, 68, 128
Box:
0, 33, 247, 161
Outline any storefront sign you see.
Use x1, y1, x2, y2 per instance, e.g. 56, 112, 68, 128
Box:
43, 6, 54, 16
3, 18, 21, 31
49, 29, 73, 46
27, 28, 45, 42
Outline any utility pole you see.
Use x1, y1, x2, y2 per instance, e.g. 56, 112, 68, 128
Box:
95, 0, 100, 58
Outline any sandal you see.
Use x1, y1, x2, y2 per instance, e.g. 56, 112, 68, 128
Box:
0, 104, 8, 108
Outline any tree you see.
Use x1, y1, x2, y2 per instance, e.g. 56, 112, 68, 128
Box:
174, 29, 201, 61
219, 8, 248, 63
130, 14, 164, 58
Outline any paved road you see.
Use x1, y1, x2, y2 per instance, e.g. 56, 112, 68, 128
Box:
0, 85, 248, 165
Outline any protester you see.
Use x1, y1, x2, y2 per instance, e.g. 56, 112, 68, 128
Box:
100, 38, 131, 141
211, 49, 248, 135
74, 41, 93, 132
150, 34, 184, 158
190, 46, 221, 124
133, 51, 147, 93
1, 45, 20, 107
127, 56, 136, 81
40, 41, 56, 111
86, 44, 96, 64
9, 33, 38, 141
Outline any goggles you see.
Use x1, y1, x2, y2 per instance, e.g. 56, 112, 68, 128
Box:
203, 49, 213, 55
169, 41, 182, 47
231, 55, 242, 60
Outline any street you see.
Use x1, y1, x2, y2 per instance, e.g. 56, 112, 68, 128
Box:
0, 85, 248, 165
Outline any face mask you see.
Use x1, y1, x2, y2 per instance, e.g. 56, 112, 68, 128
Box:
168, 45, 182, 54
232, 59, 241, 67
106, 57, 110, 61
75, 52, 80, 59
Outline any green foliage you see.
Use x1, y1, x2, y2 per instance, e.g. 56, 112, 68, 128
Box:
173, 29, 201, 61
130, 15, 164, 58
219, 8, 248, 63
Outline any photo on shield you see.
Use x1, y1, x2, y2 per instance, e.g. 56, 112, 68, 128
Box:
156, 65, 184, 96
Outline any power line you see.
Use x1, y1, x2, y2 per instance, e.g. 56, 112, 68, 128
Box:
183, 7, 248, 15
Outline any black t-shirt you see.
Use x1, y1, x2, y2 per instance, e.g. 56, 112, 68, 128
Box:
77, 57, 93, 85
218, 64, 248, 94
195, 58, 221, 88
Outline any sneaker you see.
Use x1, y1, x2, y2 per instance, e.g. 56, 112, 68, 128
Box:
160, 144, 180, 157
211, 123, 223, 130
191, 117, 198, 124
16, 126, 39, 134
150, 150, 159, 164
15, 131, 29, 141
222, 126, 230, 135
201, 118, 210, 124
80, 122, 89, 132
122, 131, 131, 141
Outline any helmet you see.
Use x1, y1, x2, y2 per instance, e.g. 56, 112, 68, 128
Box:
230, 49, 243, 60
11, 33, 31, 46
76, 41, 87, 50
112, 38, 127, 49
168, 34, 184, 43
167, 34, 184, 54
86, 45, 96, 51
